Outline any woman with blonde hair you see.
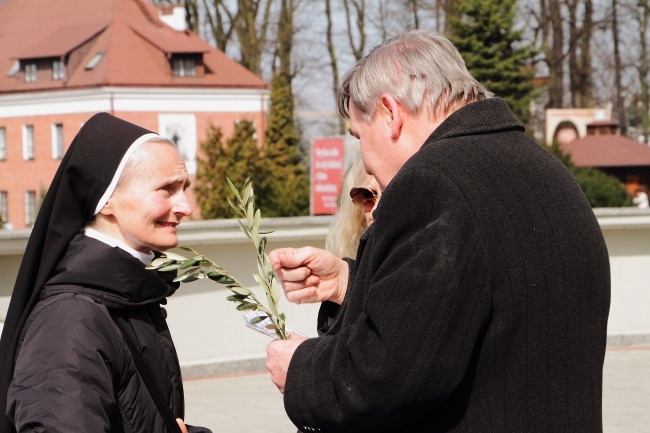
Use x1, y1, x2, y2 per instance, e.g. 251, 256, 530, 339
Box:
326, 159, 380, 259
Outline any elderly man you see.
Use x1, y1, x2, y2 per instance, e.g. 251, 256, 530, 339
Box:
267, 30, 610, 433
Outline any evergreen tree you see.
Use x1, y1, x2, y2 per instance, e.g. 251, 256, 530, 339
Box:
256, 70, 310, 217
194, 121, 262, 219
449, 0, 537, 125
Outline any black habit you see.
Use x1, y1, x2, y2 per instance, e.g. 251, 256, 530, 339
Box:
0, 113, 186, 433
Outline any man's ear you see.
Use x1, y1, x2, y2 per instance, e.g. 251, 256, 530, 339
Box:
379, 94, 404, 140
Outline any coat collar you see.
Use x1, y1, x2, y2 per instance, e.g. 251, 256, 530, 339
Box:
425, 98, 524, 144
42, 234, 173, 308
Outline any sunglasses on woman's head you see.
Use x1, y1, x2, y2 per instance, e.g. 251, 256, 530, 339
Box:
350, 187, 379, 211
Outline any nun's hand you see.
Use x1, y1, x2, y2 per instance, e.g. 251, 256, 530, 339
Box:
176, 418, 189, 433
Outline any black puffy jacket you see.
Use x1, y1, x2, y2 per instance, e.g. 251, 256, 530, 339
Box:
7, 234, 185, 433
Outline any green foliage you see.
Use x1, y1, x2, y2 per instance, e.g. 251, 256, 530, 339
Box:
572, 168, 633, 208
545, 142, 633, 208
194, 70, 309, 218
256, 70, 310, 217
194, 121, 262, 219
449, 0, 538, 125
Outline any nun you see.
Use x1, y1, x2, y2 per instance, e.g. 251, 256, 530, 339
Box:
0, 113, 209, 433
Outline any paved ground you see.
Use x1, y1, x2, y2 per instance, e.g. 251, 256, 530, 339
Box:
184, 345, 650, 433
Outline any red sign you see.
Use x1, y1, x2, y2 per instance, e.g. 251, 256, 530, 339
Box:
311, 138, 345, 215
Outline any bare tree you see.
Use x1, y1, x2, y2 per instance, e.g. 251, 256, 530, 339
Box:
634, 0, 650, 142
185, 0, 200, 32
201, 0, 237, 52
442, 0, 459, 35
236, 0, 275, 76
325, 0, 345, 133
405, 0, 421, 28
343, 0, 367, 61
530, 0, 566, 108
566, 0, 594, 108
274, 0, 296, 76
612, 0, 628, 134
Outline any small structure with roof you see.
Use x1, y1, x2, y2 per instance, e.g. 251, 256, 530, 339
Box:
561, 120, 650, 197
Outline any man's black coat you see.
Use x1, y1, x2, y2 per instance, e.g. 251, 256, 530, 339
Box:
285, 99, 611, 433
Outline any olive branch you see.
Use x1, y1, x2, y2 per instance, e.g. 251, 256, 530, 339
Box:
146, 177, 288, 340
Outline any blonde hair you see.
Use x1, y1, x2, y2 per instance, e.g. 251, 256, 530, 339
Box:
338, 29, 492, 122
326, 160, 373, 259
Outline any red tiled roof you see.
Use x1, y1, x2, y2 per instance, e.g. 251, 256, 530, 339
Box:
15, 24, 108, 60
562, 134, 650, 167
0, 0, 266, 93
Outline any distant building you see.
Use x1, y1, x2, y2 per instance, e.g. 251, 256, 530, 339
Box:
561, 121, 650, 196
0, 0, 268, 229
546, 107, 611, 145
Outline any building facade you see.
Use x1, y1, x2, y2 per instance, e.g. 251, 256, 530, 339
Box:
0, 0, 268, 229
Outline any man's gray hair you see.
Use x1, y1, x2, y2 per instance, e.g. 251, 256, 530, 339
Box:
337, 30, 492, 121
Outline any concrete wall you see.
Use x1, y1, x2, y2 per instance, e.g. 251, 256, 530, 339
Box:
1, 210, 649, 376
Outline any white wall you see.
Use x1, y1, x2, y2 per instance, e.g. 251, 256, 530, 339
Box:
1, 211, 649, 376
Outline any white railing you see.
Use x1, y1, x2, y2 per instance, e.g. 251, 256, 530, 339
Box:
1, 210, 648, 376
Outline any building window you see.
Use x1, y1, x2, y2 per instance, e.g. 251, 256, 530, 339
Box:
24, 63, 37, 82
53, 60, 66, 80
7, 61, 19, 77
52, 124, 64, 159
172, 56, 196, 77
0, 127, 6, 161
23, 125, 34, 160
0, 191, 8, 227
24, 190, 36, 226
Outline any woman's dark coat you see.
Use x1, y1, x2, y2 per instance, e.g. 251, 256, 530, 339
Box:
0, 113, 190, 433
285, 99, 611, 433
7, 234, 184, 432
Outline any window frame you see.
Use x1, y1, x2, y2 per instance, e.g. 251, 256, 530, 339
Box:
24, 189, 36, 226
51, 123, 64, 159
0, 191, 8, 226
0, 127, 6, 161
22, 125, 35, 160
172, 56, 197, 77
24, 63, 37, 82
52, 60, 66, 80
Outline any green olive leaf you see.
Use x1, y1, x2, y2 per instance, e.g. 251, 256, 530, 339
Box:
179, 257, 201, 269
208, 272, 235, 284
158, 263, 182, 272
249, 315, 268, 324
164, 251, 191, 261
147, 258, 173, 269
229, 286, 252, 296
236, 302, 258, 311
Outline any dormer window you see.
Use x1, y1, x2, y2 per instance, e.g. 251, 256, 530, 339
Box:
7, 61, 19, 77
24, 63, 37, 82
85, 52, 104, 70
171, 54, 200, 77
53, 60, 66, 80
